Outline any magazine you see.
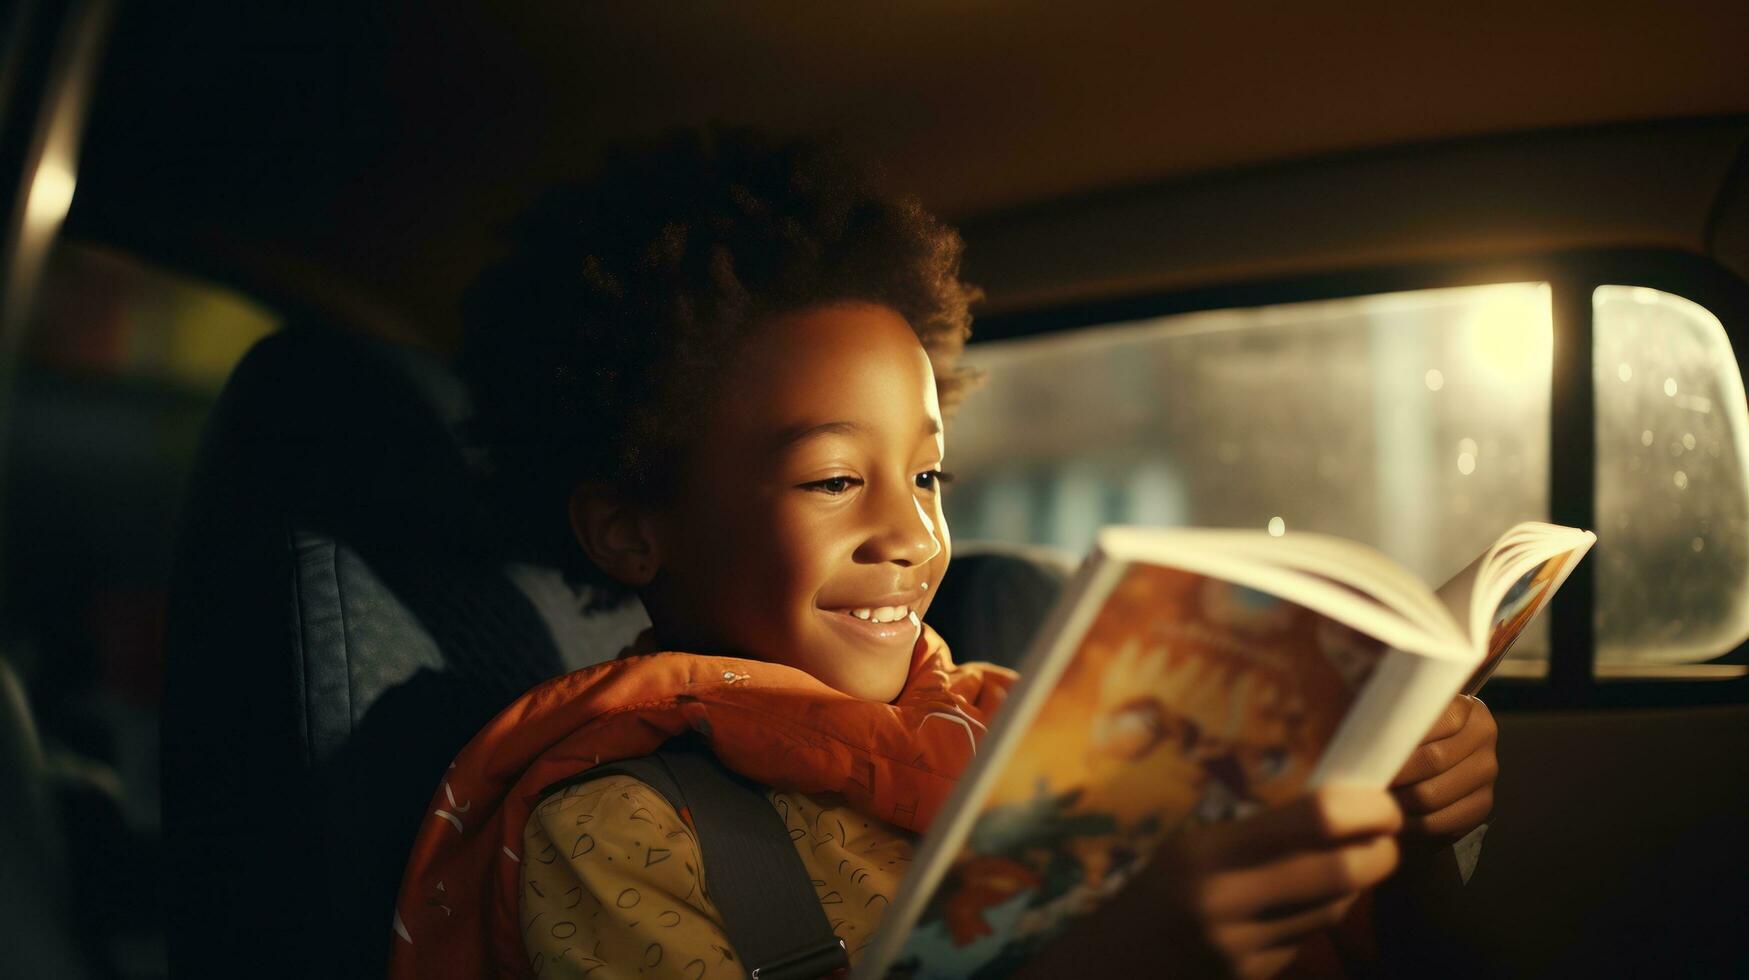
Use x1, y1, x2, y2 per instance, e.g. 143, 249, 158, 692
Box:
858, 521, 1595, 978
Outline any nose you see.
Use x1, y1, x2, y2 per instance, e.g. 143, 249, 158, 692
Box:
854, 479, 943, 567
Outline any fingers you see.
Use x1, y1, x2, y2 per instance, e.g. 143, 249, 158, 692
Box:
1233, 947, 1308, 980
1213, 894, 1360, 958
1198, 833, 1399, 919
1196, 786, 1403, 869
1423, 694, 1474, 744
1392, 696, 1496, 788
1401, 782, 1494, 840
1159, 790, 1403, 980
1390, 695, 1498, 843
1394, 739, 1498, 816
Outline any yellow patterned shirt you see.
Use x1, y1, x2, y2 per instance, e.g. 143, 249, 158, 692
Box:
520, 773, 915, 979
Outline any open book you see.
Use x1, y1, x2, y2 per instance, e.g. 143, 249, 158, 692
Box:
857, 521, 1594, 979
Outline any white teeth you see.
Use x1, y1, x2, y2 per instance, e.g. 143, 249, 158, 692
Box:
845, 605, 912, 624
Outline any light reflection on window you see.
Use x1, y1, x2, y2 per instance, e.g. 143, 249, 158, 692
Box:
1594, 286, 1749, 666
946, 282, 1554, 656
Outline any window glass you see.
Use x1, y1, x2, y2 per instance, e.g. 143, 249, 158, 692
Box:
944, 282, 1553, 661
1594, 285, 1749, 666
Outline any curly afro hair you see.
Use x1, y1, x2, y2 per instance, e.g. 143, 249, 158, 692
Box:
458, 127, 982, 596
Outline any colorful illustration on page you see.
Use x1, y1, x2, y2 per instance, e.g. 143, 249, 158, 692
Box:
1468, 551, 1572, 689
888, 564, 1386, 979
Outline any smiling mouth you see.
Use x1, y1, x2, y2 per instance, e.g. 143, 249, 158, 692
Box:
820, 604, 922, 644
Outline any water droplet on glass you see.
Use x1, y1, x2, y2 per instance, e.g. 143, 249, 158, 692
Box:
1267, 516, 1286, 537
1673, 470, 1689, 490
1682, 433, 1696, 450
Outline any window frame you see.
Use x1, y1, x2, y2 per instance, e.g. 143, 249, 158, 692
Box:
968, 247, 1749, 711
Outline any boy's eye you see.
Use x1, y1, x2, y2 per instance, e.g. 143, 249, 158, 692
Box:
801, 475, 861, 495
916, 469, 955, 492
798, 471, 953, 495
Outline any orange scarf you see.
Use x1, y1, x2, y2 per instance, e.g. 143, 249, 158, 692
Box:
388, 624, 1015, 980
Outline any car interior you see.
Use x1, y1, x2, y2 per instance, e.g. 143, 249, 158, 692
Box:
3, 2, 1748, 978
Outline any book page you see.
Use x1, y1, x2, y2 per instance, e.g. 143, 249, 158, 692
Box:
1098, 527, 1463, 652
868, 563, 1387, 979
1432, 548, 1487, 638
1455, 523, 1595, 692
1461, 548, 1578, 694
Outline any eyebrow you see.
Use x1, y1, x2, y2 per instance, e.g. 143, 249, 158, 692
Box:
773, 418, 942, 453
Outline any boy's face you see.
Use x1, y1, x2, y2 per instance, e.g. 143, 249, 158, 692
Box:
641, 302, 952, 702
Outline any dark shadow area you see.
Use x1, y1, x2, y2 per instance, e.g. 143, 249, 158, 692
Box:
162, 323, 574, 978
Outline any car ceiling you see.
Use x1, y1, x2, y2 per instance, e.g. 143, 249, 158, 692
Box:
66, 0, 1749, 347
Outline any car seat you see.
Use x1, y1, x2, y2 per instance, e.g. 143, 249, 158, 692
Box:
161, 323, 1071, 979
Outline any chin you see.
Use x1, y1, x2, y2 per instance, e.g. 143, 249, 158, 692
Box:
826, 666, 909, 704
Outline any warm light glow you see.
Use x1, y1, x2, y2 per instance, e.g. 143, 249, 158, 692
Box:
1460, 285, 1553, 385
1424, 368, 1444, 391
24, 156, 77, 233
1673, 470, 1689, 490
1618, 362, 1633, 382
1457, 452, 1476, 476
1664, 378, 1679, 397
1267, 516, 1286, 536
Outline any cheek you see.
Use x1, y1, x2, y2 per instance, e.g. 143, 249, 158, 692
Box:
768, 504, 846, 605
704, 498, 841, 623
668, 500, 797, 622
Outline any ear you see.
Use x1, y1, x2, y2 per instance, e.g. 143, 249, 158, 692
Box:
567, 482, 664, 588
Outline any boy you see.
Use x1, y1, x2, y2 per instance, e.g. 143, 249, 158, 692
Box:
389, 130, 1495, 979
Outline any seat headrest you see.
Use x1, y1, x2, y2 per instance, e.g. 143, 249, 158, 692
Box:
163, 324, 643, 977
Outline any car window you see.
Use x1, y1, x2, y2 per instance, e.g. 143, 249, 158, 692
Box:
1595, 285, 1749, 668
943, 278, 1749, 677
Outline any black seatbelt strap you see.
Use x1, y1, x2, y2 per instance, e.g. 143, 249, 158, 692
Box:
540, 739, 850, 980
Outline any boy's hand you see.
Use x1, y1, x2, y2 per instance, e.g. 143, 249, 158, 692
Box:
1156, 787, 1403, 978
1390, 694, 1497, 843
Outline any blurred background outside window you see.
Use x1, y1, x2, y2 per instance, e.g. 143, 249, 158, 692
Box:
944, 281, 1749, 672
